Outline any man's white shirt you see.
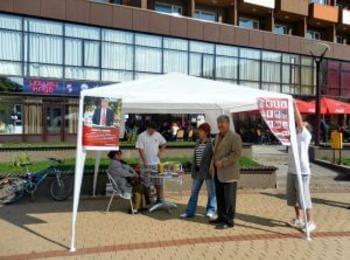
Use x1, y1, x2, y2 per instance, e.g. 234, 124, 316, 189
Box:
135, 131, 166, 165
288, 127, 312, 175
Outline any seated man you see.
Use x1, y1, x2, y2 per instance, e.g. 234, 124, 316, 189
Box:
107, 150, 137, 200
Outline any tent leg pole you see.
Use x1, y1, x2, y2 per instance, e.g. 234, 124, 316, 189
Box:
93, 151, 102, 197
69, 149, 86, 252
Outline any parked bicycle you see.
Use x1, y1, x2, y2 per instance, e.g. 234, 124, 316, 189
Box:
0, 158, 73, 204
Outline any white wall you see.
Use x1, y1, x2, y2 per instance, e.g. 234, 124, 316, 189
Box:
343, 9, 350, 25
243, 0, 275, 9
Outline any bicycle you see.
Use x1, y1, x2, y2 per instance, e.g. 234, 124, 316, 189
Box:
0, 158, 73, 204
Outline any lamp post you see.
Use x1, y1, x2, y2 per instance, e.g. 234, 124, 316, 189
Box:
308, 42, 330, 146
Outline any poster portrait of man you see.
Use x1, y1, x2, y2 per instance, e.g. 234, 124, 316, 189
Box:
92, 98, 115, 127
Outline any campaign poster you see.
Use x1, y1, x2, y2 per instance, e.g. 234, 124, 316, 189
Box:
257, 98, 291, 145
82, 96, 122, 148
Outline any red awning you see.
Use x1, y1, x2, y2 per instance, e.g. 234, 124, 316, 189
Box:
298, 97, 350, 115
295, 99, 316, 114
321, 97, 350, 114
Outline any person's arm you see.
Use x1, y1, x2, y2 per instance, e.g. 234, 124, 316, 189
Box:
294, 100, 304, 131
216, 134, 242, 169
158, 133, 167, 158
138, 148, 147, 165
136, 135, 147, 165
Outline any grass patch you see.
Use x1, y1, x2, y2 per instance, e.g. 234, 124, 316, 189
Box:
321, 156, 350, 166
0, 156, 259, 177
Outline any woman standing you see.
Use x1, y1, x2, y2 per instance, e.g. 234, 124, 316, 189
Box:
180, 123, 217, 219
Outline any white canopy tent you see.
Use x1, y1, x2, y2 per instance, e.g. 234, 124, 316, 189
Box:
69, 73, 309, 251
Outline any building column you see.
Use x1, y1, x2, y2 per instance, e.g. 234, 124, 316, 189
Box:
234, 0, 238, 26
265, 11, 274, 31
325, 24, 336, 42
141, 0, 147, 9
186, 0, 195, 17
295, 17, 307, 37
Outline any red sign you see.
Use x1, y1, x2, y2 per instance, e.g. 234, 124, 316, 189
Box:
82, 126, 120, 147
258, 98, 291, 145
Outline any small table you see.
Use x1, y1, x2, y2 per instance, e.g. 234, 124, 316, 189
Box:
142, 166, 183, 213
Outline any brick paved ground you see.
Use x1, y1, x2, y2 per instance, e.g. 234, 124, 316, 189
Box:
0, 145, 349, 260
0, 191, 349, 259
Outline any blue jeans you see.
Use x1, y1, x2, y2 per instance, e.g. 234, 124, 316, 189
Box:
185, 177, 217, 217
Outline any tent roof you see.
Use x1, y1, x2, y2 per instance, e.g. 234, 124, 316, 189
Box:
82, 73, 291, 114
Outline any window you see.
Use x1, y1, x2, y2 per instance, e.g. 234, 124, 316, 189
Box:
26, 18, 63, 35
240, 48, 260, 59
65, 39, 100, 67
262, 62, 281, 83
102, 43, 133, 70
0, 102, 23, 135
102, 70, 133, 82
336, 35, 344, 44
155, 2, 182, 15
29, 34, 63, 64
194, 10, 217, 22
0, 13, 22, 30
239, 59, 260, 81
216, 45, 238, 57
163, 37, 188, 51
306, 30, 321, 40
135, 33, 162, 47
135, 47, 162, 73
262, 51, 281, 62
24, 103, 42, 134
65, 24, 100, 40
0, 30, 22, 61
65, 105, 78, 134
164, 50, 188, 74
274, 24, 288, 35
239, 17, 259, 29
215, 56, 238, 79
102, 29, 133, 44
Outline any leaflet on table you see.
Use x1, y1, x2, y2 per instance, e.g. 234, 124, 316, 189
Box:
82, 96, 122, 148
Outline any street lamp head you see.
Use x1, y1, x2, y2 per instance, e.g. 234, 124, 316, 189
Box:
308, 42, 330, 59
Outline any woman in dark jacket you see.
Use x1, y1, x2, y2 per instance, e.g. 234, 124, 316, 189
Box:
180, 123, 217, 219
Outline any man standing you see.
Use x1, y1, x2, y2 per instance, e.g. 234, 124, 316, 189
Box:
287, 103, 316, 232
136, 121, 167, 202
92, 98, 114, 127
210, 115, 242, 229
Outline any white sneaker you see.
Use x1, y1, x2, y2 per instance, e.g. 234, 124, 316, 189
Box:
303, 222, 317, 233
120, 193, 132, 200
206, 212, 217, 220
289, 218, 305, 228
180, 213, 192, 219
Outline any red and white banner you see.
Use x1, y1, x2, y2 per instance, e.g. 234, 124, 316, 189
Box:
257, 97, 291, 145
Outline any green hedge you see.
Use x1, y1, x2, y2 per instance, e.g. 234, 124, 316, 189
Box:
0, 156, 259, 177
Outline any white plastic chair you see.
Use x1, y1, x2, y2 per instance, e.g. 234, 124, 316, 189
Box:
106, 171, 134, 214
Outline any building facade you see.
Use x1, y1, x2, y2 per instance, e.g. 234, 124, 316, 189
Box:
0, 0, 350, 142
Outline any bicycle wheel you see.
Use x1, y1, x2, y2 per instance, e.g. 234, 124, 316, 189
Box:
0, 177, 25, 204
49, 175, 73, 201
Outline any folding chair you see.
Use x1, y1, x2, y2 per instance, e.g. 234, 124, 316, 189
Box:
106, 171, 134, 214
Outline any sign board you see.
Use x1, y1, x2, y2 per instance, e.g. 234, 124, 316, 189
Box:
258, 97, 291, 145
23, 79, 103, 96
82, 96, 122, 149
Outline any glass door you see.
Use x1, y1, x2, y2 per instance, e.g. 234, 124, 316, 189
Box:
44, 103, 64, 142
